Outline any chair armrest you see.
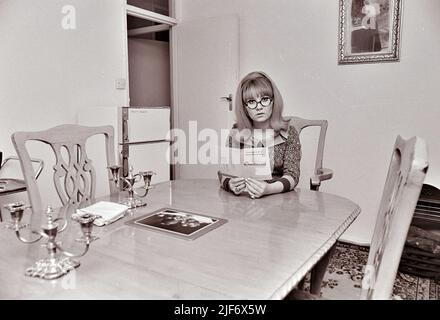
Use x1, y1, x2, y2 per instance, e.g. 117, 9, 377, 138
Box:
310, 168, 334, 190
1, 156, 44, 180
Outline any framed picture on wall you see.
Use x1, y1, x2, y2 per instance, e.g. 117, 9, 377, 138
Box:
338, 0, 402, 64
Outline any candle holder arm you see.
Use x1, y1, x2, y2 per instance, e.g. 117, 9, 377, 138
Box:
54, 217, 68, 233
132, 185, 154, 198
55, 242, 91, 258
14, 229, 45, 244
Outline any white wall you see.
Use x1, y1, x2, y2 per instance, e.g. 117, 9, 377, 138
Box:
0, 0, 127, 208
179, 0, 440, 244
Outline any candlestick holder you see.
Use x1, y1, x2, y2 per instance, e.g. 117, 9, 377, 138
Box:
2, 202, 99, 280
108, 165, 155, 209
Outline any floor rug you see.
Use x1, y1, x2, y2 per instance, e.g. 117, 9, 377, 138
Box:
306, 242, 439, 300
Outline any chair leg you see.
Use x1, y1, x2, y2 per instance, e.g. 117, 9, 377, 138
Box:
297, 277, 306, 290
310, 243, 337, 295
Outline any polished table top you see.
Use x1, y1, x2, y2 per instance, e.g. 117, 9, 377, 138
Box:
0, 179, 360, 299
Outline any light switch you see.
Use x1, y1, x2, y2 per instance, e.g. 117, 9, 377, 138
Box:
115, 78, 126, 90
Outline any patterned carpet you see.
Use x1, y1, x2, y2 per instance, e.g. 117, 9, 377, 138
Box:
306, 242, 440, 300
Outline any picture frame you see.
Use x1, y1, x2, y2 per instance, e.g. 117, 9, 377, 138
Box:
125, 207, 228, 240
338, 0, 402, 64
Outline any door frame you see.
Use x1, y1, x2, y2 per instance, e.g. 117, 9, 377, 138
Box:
170, 0, 182, 180
121, 0, 180, 179
126, 4, 178, 25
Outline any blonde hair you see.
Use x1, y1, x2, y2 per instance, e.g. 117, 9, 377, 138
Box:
234, 71, 289, 133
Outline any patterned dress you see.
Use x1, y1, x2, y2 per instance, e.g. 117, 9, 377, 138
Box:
269, 126, 301, 188
227, 125, 302, 189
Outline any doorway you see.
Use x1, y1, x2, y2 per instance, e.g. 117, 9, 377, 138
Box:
123, 0, 177, 182
125, 0, 173, 107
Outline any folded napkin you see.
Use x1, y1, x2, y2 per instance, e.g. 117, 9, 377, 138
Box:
76, 201, 129, 227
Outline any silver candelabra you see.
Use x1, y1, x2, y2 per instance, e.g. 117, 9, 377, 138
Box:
3, 202, 99, 280
108, 165, 155, 209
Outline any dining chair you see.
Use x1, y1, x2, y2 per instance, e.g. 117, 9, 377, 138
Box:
360, 135, 428, 299
289, 135, 429, 300
283, 116, 334, 292
11, 124, 118, 215
0, 155, 44, 222
286, 116, 333, 191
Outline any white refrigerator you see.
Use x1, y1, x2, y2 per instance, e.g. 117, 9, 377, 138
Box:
77, 106, 171, 197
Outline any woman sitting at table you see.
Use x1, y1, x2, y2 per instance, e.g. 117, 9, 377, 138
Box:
218, 71, 301, 199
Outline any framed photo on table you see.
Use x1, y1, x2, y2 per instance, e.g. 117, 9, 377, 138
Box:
338, 0, 402, 64
126, 208, 228, 240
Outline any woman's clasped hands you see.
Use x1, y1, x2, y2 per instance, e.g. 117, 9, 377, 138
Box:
229, 177, 269, 199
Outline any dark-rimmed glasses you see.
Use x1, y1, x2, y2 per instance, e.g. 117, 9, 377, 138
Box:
244, 96, 273, 110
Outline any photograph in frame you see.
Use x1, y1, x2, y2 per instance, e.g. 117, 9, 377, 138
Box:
125, 208, 228, 240
338, 0, 402, 64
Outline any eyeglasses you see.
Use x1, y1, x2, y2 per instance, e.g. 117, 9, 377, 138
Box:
244, 96, 273, 110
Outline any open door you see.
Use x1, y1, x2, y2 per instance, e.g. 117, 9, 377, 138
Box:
175, 15, 239, 179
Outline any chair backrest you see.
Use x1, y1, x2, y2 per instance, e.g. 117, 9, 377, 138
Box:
11, 124, 117, 214
361, 135, 429, 300
286, 116, 333, 191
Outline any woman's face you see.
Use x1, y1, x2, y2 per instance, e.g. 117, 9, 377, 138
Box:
244, 94, 274, 125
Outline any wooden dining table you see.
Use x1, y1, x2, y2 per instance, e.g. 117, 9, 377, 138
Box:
0, 179, 360, 299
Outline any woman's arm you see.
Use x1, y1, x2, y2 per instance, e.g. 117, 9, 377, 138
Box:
218, 171, 246, 195
265, 175, 297, 195
218, 133, 234, 191
246, 175, 295, 198
218, 170, 233, 191
279, 125, 301, 191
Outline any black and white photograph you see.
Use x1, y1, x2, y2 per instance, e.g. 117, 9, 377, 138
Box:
0, 0, 439, 307
128, 208, 226, 240
338, 0, 402, 64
